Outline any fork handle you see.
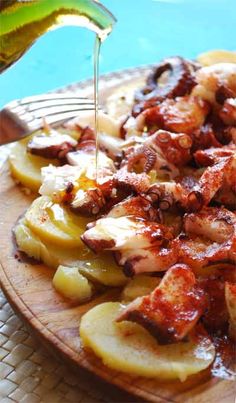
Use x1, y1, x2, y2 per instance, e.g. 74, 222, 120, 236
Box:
0, 109, 29, 145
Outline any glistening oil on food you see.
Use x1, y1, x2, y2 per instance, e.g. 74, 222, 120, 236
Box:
10, 50, 236, 382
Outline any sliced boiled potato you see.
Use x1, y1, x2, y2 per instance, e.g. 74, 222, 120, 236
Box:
9, 137, 58, 192
14, 218, 91, 269
53, 265, 92, 302
79, 253, 127, 287
25, 195, 90, 248
197, 49, 236, 66
80, 302, 215, 381
122, 275, 161, 302
15, 218, 125, 287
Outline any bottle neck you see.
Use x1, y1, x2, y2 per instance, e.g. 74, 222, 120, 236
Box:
0, 0, 116, 72
0, 0, 116, 39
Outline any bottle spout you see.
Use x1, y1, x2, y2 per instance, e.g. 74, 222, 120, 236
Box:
81, 0, 117, 41
0, 0, 116, 73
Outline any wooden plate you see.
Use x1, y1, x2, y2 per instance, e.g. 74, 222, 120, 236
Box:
0, 68, 235, 403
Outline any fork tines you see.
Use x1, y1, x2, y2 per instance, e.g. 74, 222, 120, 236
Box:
0, 92, 100, 145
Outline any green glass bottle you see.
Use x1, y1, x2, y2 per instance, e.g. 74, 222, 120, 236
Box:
0, 0, 116, 73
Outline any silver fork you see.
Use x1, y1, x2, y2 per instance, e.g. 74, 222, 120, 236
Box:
0, 93, 98, 145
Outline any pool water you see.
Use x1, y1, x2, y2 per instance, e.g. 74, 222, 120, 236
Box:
0, 0, 235, 107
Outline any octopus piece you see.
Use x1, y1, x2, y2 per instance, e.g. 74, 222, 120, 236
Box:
123, 144, 157, 173
114, 166, 151, 194
225, 282, 236, 340
133, 57, 197, 115
75, 126, 96, 153
191, 123, 222, 152
176, 207, 236, 269
81, 202, 177, 276
27, 130, 77, 159
69, 125, 122, 162
223, 126, 236, 144
161, 211, 183, 237
52, 127, 116, 215
147, 130, 193, 167
102, 195, 177, 275
107, 195, 160, 222
185, 156, 233, 211
116, 264, 207, 344
81, 216, 174, 254
115, 245, 177, 277
65, 165, 115, 216
39, 134, 116, 216
198, 275, 230, 333
68, 127, 116, 183
71, 187, 106, 216
219, 98, 236, 126
135, 96, 210, 135
194, 144, 235, 166
214, 186, 236, 210
194, 143, 236, 200
40, 164, 112, 216
215, 84, 236, 105
67, 148, 115, 186
121, 131, 181, 180
192, 63, 236, 105
39, 164, 107, 216
146, 181, 183, 211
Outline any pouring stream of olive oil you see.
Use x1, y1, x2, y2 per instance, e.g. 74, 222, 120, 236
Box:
0, 0, 116, 178
93, 34, 101, 178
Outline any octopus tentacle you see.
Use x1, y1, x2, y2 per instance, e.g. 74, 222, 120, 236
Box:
122, 145, 157, 173
121, 131, 186, 181
133, 57, 197, 115
153, 130, 193, 166
146, 182, 182, 211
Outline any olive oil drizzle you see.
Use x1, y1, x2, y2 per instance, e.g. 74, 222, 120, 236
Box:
94, 35, 101, 181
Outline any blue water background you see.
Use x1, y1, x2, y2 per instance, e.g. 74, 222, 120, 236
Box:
0, 0, 235, 107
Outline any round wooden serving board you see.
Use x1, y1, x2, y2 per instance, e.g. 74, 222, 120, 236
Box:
0, 68, 235, 403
